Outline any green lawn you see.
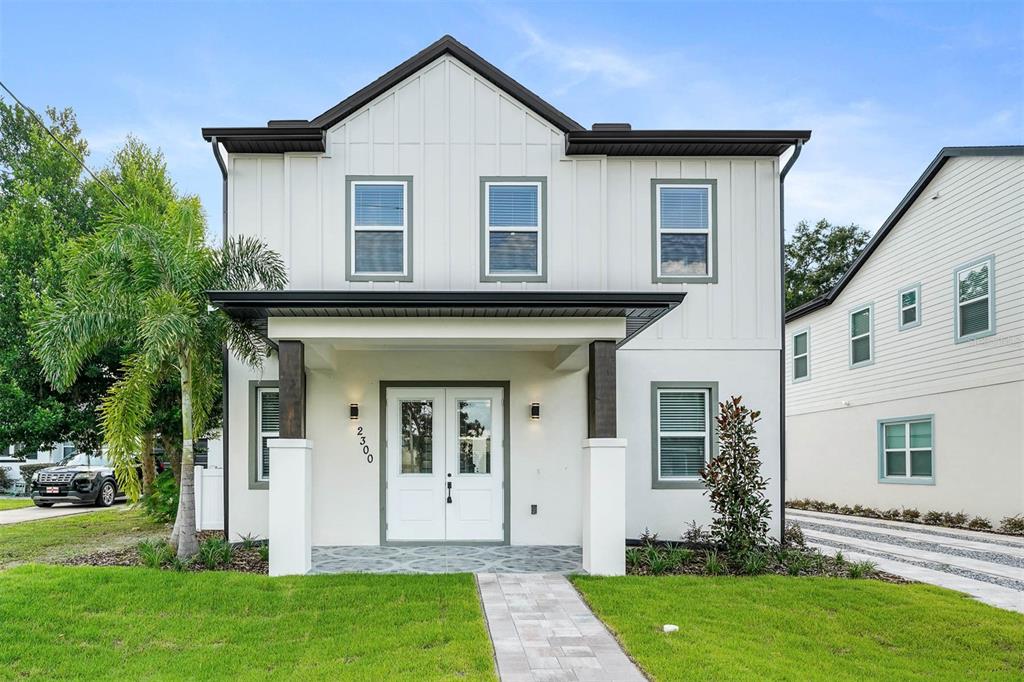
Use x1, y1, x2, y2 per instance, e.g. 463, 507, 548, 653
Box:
0, 507, 165, 568
0, 497, 34, 511
0, 565, 496, 680
573, 575, 1024, 681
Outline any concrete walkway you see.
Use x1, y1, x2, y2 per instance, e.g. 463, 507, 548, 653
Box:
477, 573, 646, 682
0, 502, 115, 525
789, 508, 1024, 613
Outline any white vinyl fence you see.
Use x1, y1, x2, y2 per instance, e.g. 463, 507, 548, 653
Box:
193, 465, 223, 531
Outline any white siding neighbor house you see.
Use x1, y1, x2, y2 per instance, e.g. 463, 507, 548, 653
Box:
785, 146, 1024, 521
202, 36, 810, 576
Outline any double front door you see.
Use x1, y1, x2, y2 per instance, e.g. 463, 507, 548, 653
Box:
385, 387, 505, 542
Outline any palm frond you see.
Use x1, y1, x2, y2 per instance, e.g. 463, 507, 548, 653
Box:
218, 236, 288, 291
99, 353, 156, 501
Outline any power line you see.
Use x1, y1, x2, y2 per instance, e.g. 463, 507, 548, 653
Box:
0, 79, 128, 209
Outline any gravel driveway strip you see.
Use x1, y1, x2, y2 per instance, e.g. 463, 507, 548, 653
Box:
789, 508, 1024, 613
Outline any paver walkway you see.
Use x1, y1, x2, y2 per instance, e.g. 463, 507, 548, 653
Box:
477, 573, 645, 682
789, 508, 1024, 613
0, 502, 113, 525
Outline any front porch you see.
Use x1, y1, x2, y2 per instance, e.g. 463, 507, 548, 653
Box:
310, 544, 583, 574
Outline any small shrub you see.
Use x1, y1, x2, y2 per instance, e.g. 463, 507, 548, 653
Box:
141, 470, 179, 523
198, 537, 234, 569
739, 550, 769, 575
19, 463, 49, 489
169, 556, 187, 572
782, 550, 811, 576
625, 548, 644, 571
922, 511, 944, 526
999, 515, 1024, 535
682, 521, 708, 545
783, 522, 805, 548
945, 512, 968, 527
967, 516, 992, 531
238, 533, 260, 550
639, 527, 659, 547
138, 540, 174, 569
823, 502, 839, 513
258, 544, 270, 562
0, 466, 15, 492
881, 508, 902, 521
847, 561, 876, 579
833, 551, 845, 567
838, 505, 854, 515
648, 552, 676, 575
901, 508, 921, 522
672, 547, 695, 565
703, 550, 727, 576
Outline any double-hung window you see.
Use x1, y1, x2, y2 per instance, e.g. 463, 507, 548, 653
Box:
347, 177, 412, 281
652, 383, 718, 488
792, 329, 810, 382
954, 256, 995, 342
481, 178, 545, 281
849, 304, 873, 368
652, 180, 717, 283
879, 416, 934, 484
898, 284, 921, 330
255, 387, 279, 485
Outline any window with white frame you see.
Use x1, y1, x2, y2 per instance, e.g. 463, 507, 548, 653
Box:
256, 388, 279, 483
898, 285, 921, 330
792, 329, 810, 381
349, 178, 410, 279
654, 181, 715, 280
849, 305, 873, 367
954, 256, 995, 342
482, 179, 544, 279
655, 387, 712, 483
880, 417, 933, 482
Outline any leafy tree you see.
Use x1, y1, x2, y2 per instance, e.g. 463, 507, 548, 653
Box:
30, 171, 286, 557
784, 219, 871, 311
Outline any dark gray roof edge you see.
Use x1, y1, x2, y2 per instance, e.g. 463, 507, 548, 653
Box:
208, 290, 685, 309
785, 145, 1024, 323
567, 129, 812, 142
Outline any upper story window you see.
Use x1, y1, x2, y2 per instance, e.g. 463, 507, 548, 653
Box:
898, 284, 922, 331
651, 382, 718, 489
849, 304, 874, 368
652, 179, 718, 284
792, 329, 810, 382
347, 176, 413, 282
954, 255, 995, 343
480, 178, 546, 282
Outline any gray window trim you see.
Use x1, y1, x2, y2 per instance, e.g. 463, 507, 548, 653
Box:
791, 327, 811, 383
848, 302, 875, 369
248, 380, 279, 490
897, 283, 922, 331
345, 175, 414, 282
953, 254, 996, 344
877, 414, 935, 486
650, 178, 719, 284
479, 177, 548, 283
650, 381, 719, 490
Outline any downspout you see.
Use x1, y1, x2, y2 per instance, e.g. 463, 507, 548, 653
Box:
778, 140, 802, 540
211, 137, 230, 542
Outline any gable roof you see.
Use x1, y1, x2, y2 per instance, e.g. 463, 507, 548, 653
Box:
785, 145, 1024, 323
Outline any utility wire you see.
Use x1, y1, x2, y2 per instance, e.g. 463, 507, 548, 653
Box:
0, 79, 128, 208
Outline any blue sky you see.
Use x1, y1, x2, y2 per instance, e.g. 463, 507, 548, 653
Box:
1, 1, 1021, 241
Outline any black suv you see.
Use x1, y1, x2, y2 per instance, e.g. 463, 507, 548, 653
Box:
30, 453, 125, 508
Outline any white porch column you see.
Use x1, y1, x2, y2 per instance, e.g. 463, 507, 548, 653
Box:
581, 437, 627, 576
268, 438, 313, 577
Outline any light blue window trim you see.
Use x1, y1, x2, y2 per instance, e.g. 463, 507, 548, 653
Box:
897, 283, 922, 331
848, 303, 874, 369
953, 255, 996, 344
877, 415, 935, 486
480, 177, 547, 282
651, 179, 719, 284
791, 327, 810, 383
346, 176, 413, 282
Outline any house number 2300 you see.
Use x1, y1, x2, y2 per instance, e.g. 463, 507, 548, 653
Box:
356, 426, 373, 463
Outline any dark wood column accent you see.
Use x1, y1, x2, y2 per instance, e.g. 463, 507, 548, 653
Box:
278, 340, 306, 438
587, 340, 617, 438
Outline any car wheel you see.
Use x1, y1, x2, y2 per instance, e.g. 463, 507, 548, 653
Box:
33, 501, 54, 508
96, 480, 116, 507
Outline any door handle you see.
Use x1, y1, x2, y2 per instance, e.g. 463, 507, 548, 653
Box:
446, 481, 452, 504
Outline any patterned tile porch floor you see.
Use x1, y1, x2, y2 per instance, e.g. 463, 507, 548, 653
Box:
310, 545, 583, 574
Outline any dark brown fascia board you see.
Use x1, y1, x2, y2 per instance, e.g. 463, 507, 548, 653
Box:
785, 145, 1024, 323
207, 290, 684, 310
308, 35, 584, 133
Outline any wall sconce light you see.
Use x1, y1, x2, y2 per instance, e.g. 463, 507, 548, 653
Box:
529, 403, 541, 420
349, 403, 359, 420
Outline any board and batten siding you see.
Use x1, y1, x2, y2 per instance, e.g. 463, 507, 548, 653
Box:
785, 154, 1024, 415
227, 55, 782, 349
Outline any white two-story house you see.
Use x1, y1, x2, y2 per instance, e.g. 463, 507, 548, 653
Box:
202, 36, 810, 575
785, 146, 1023, 521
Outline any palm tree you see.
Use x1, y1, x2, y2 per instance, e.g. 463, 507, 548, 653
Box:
30, 197, 286, 558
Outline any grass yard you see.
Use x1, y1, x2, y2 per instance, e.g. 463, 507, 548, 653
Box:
0, 565, 497, 681
573, 575, 1024, 681
0, 497, 34, 511
0, 507, 165, 568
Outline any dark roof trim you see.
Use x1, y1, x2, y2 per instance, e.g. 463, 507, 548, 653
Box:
786, 145, 1024, 323
202, 127, 325, 154
565, 129, 811, 157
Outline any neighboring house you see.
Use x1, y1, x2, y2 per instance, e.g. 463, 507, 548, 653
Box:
1, 443, 75, 494
202, 35, 810, 575
785, 146, 1024, 521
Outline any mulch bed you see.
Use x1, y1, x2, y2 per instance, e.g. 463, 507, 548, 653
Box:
61, 531, 269, 574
